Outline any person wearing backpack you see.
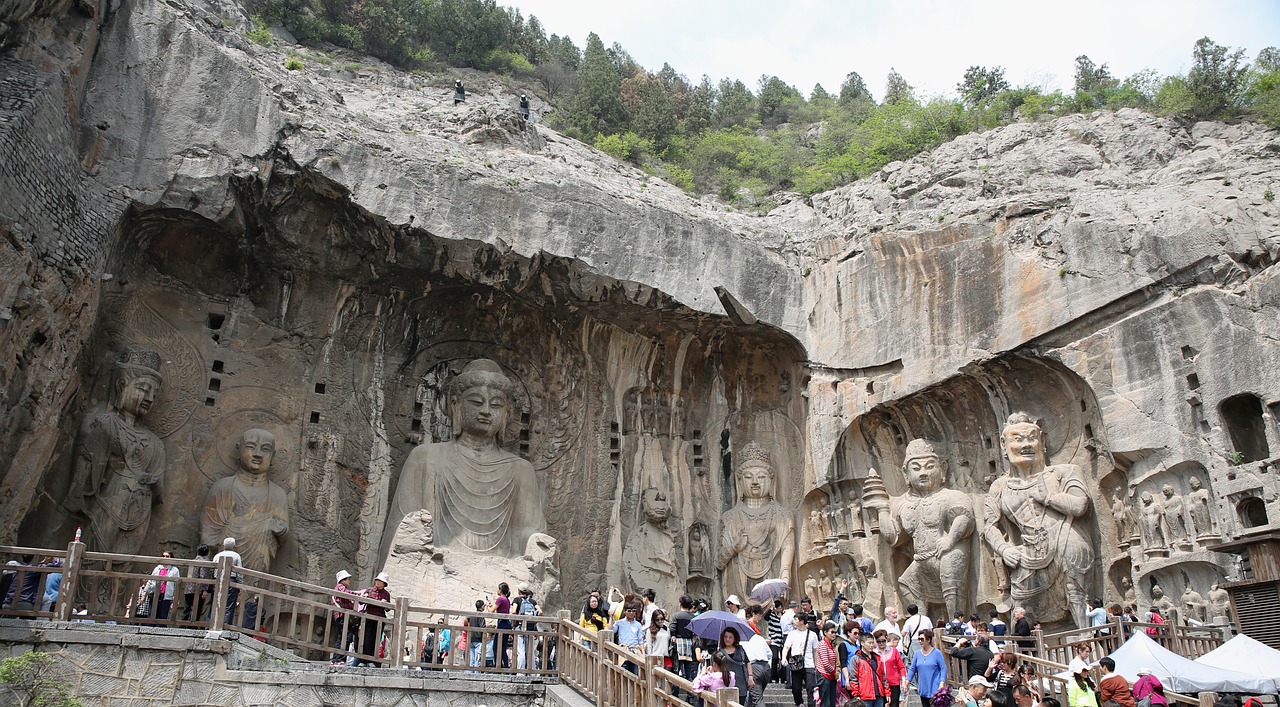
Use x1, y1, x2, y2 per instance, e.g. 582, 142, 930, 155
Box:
514, 582, 542, 669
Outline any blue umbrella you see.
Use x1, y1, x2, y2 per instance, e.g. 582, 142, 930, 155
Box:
688, 610, 754, 642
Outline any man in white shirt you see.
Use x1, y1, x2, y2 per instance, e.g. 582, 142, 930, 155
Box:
211, 537, 243, 626
781, 600, 798, 634
875, 606, 901, 635
745, 605, 774, 707
899, 603, 933, 666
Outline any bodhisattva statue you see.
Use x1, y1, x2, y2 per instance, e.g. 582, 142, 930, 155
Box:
1150, 584, 1175, 616
847, 490, 866, 538
1161, 484, 1191, 549
1187, 477, 1218, 540
1111, 487, 1136, 545
983, 413, 1094, 627
1139, 491, 1168, 555
623, 488, 679, 600
381, 359, 545, 560
717, 442, 796, 602
804, 571, 818, 602
200, 429, 290, 572
868, 439, 975, 619
1180, 586, 1206, 624
69, 346, 166, 555
1208, 583, 1231, 621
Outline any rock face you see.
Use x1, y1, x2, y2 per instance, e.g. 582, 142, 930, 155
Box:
2, 0, 1279, 624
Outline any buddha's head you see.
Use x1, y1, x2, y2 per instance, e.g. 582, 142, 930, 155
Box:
736, 443, 775, 502
450, 359, 519, 442
111, 346, 164, 421
237, 428, 276, 475
902, 439, 945, 495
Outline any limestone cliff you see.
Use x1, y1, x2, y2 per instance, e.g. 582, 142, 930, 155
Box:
2, 0, 1278, 618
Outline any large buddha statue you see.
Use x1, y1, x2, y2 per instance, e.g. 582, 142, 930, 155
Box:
867, 439, 975, 619
983, 412, 1094, 627
623, 488, 680, 601
381, 359, 545, 561
717, 442, 796, 602
69, 346, 167, 555
201, 429, 290, 572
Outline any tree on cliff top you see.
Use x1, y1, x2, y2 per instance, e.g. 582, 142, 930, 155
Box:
1187, 36, 1250, 118
563, 33, 628, 139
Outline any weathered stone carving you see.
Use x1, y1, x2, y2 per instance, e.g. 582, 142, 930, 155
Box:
1208, 583, 1231, 622
200, 429, 290, 572
1150, 584, 1175, 616
623, 487, 679, 600
1121, 576, 1137, 608
380, 359, 547, 560
816, 496, 833, 539
1187, 477, 1219, 541
1140, 491, 1169, 557
804, 571, 818, 602
718, 442, 796, 601
846, 489, 866, 538
1161, 484, 1192, 550
984, 413, 1094, 626
688, 522, 712, 578
869, 439, 975, 618
1180, 585, 1206, 624
69, 346, 167, 555
1111, 486, 1136, 546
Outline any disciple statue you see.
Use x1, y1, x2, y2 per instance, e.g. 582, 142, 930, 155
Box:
1150, 584, 1175, 616
868, 439, 975, 619
1161, 484, 1191, 549
1187, 477, 1218, 540
1111, 487, 1136, 545
623, 488, 679, 600
380, 359, 545, 560
808, 509, 825, 545
818, 568, 833, 605
804, 571, 819, 602
200, 429, 290, 572
983, 413, 1094, 626
688, 523, 711, 577
1140, 491, 1168, 555
1180, 586, 1207, 624
846, 490, 866, 538
718, 442, 796, 601
816, 496, 834, 539
69, 346, 167, 555
1121, 577, 1138, 609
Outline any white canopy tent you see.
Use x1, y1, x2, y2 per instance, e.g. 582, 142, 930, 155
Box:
1195, 634, 1280, 691
1056, 633, 1278, 694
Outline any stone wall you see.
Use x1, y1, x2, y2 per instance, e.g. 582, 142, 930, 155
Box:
0, 619, 545, 707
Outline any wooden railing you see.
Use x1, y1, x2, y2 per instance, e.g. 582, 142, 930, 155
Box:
1035, 618, 1226, 663
1, 541, 740, 707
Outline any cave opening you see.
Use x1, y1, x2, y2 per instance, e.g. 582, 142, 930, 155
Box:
1220, 393, 1270, 463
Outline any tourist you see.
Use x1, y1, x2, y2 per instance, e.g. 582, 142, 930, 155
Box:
725, 594, 746, 619
905, 629, 946, 701
1068, 643, 1093, 675
877, 631, 906, 707
331, 570, 356, 664
355, 572, 391, 667
813, 620, 841, 707
692, 650, 737, 694
518, 94, 530, 121
579, 593, 610, 635
1087, 599, 1108, 629
1098, 657, 1135, 707
469, 599, 489, 668
988, 611, 1007, 638
4, 555, 46, 614
951, 625, 994, 680
453, 80, 465, 104
1013, 684, 1039, 707
876, 607, 901, 636
1066, 661, 1098, 707
962, 676, 994, 707
782, 610, 818, 707
434, 617, 451, 666
146, 552, 180, 620
849, 631, 889, 707
493, 581, 513, 668
769, 599, 786, 680
671, 595, 699, 693
181, 544, 212, 622
829, 579, 852, 623
744, 606, 773, 707
643, 609, 671, 665
211, 538, 243, 626
901, 603, 932, 666
1131, 669, 1167, 707
513, 582, 542, 670
39, 557, 63, 613
719, 626, 751, 705
986, 691, 1011, 707
640, 587, 660, 627
989, 650, 1021, 705
1012, 608, 1034, 650
614, 603, 645, 674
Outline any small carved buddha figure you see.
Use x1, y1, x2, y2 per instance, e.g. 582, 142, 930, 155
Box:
201, 429, 289, 572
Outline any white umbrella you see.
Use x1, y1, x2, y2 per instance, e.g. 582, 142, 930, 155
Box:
749, 578, 790, 603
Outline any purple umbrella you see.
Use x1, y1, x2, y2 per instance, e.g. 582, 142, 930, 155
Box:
688, 610, 754, 641
749, 578, 790, 603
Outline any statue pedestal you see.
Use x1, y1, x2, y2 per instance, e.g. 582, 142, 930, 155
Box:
1144, 547, 1170, 559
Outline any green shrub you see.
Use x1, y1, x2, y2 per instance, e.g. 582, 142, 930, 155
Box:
1155, 76, 1195, 116
284, 56, 304, 71
663, 164, 695, 192
247, 15, 272, 46
0, 651, 83, 706
594, 132, 653, 163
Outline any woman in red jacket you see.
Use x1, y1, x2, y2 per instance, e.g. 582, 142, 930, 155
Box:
875, 630, 905, 707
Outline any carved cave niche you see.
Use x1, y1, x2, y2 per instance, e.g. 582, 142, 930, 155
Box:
829, 354, 1111, 626
1220, 393, 1271, 464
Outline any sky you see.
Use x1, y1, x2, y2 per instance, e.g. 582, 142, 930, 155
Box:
512, 0, 1280, 100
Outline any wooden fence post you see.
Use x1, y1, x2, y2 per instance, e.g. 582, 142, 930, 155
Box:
390, 596, 408, 669
55, 540, 85, 621
597, 629, 613, 707
210, 555, 231, 631
645, 654, 661, 704
556, 610, 570, 680
715, 686, 737, 707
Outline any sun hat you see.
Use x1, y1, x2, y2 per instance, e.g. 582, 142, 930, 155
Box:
336, 570, 352, 582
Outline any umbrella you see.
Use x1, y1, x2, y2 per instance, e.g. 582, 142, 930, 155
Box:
749, 578, 790, 603
688, 610, 754, 642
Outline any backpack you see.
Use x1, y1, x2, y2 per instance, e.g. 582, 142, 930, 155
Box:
518, 597, 539, 630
